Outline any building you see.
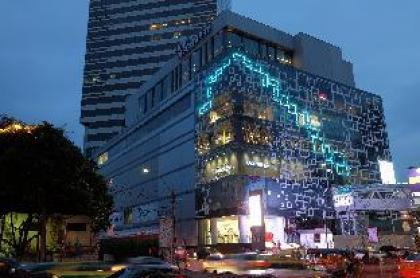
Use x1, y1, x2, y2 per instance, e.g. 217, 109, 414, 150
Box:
94, 11, 391, 249
81, 0, 232, 156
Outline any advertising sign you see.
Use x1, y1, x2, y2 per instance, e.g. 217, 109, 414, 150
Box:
408, 167, 420, 185
368, 227, 379, 243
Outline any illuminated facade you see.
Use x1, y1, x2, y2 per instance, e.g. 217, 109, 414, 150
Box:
94, 11, 391, 247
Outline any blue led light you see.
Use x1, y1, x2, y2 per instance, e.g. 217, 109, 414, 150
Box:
199, 52, 350, 176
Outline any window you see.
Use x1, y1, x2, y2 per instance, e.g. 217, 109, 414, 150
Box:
97, 152, 108, 166
207, 38, 214, 62
143, 94, 148, 114
267, 46, 275, 60
243, 122, 271, 145
214, 31, 224, 57
182, 57, 191, 85
243, 101, 274, 121
152, 87, 158, 108
163, 74, 171, 97
124, 207, 133, 225
150, 23, 162, 31
192, 48, 202, 73
66, 223, 87, 232
260, 43, 267, 59
156, 82, 164, 101
226, 31, 241, 48
244, 37, 259, 56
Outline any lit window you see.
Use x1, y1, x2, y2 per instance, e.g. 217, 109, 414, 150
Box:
97, 152, 109, 166
209, 111, 220, 123
150, 23, 162, 31
173, 32, 182, 39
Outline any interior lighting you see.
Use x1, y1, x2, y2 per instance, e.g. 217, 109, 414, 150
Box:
198, 51, 350, 176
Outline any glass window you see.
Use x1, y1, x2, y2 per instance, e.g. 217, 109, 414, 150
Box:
163, 74, 171, 97
260, 43, 267, 59
243, 122, 271, 145
268, 46, 275, 60
276, 48, 285, 63
226, 31, 241, 48
177, 64, 182, 90
207, 38, 214, 62
182, 57, 191, 85
214, 31, 224, 57
151, 88, 157, 108
243, 100, 274, 121
192, 48, 202, 73
244, 37, 259, 56
202, 44, 208, 66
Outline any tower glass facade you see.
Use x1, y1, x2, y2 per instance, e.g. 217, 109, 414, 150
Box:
81, 0, 228, 156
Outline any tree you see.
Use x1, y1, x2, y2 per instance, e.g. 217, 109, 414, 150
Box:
0, 117, 113, 260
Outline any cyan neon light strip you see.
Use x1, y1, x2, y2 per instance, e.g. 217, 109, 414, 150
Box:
199, 52, 350, 176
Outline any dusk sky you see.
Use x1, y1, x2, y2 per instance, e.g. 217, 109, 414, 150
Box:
0, 0, 419, 181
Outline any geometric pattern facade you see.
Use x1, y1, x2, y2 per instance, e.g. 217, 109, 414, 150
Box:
196, 50, 391, 219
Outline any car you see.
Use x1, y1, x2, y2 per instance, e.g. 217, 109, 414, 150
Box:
202, 252, 271, 273
107, 260, 181, 278
15, 262, 115, 278
398, 253, 420, 278
127, 256, 179, 272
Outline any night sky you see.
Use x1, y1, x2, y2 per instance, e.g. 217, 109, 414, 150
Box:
0, 0, 419, 181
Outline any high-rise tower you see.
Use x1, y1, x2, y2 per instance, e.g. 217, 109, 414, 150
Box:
81, 0, 231, 155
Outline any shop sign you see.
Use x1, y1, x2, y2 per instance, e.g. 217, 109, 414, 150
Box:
176, 25, 212, 57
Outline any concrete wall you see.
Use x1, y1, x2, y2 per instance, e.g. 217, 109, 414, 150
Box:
293, 33, 355, 87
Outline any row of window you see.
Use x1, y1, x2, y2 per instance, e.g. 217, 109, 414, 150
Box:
138, 29, 294, 117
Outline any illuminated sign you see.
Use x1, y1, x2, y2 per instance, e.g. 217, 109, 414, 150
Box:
408, 167, 420, 185
246, 160, 270, 169
176, 25, 212, 57
215, 164, 233, 174
249, 193, 263, 227
378, 160, 396, 184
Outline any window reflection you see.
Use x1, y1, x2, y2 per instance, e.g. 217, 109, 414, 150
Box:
243, 101, 273, 120
243, 122, 271, 145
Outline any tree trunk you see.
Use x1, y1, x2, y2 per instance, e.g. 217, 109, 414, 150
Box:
39, 213, 47, 262
0, 214, 5, 253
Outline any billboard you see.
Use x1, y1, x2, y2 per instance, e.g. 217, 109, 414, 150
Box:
408, 167, 420, 185
378, 160, 396, 184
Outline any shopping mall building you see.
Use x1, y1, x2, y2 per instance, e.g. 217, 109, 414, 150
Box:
94, 11, 392, 249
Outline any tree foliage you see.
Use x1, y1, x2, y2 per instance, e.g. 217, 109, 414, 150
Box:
0, 117, 113, 257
